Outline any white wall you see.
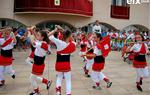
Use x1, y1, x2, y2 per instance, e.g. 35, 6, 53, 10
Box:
149, 4, 150, 30
0, 0, 14, 19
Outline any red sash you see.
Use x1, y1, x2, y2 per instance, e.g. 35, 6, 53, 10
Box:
139, 43, 146, 54
41, 42, 48, 51
1, 38, 13, 47
57, 42, 76, 54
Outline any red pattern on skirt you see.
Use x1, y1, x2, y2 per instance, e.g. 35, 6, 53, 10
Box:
32, 64, 45, 75
92, 63, 105, 72
55, 62, 71, 72
0, 55, 12, 66
133, 61, 147, 68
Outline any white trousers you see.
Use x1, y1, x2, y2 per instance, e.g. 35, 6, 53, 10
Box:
85, 59, 94, 70
56, 71, 71, 95
91, 71, 106, 83
0, 65, 15, 81
30, 73, 43, 89
135, 66, 149, 82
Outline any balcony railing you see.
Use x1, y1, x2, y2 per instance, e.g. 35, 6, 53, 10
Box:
14, 0, 93, 17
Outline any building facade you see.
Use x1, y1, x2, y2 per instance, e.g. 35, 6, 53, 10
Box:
0, 0, 149, 32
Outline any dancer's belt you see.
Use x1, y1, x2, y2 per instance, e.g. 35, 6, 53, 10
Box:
94, 55, 105, 63
56, 54, 70, 62
134, 55, 146, 62
80, 44, 86, 48
1, 49, 12, 57
34, 55, 45, 65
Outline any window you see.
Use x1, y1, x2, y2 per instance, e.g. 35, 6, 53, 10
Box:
0, 19, 26, 28
112, 0, 128, 6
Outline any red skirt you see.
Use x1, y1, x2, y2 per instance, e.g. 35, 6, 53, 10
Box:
55, 62, 71, 72
0, 55, 12, 66
32, 64, 45, 75
92, 63, 105, 72
133, 60, 147, 68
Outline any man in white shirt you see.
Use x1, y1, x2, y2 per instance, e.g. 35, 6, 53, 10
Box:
93, 20, 102, 33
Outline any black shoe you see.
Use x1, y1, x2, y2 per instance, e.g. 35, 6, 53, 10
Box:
123, 57, 127, 62
29, 92, 35, 95
0, 84, 4, 87
47, 80, 52, 90
140, 79, 143, 85
92, 86, 101, 90
29, 92, 41, 95
107, 82, 112, 88
85, 74, 91, 78
0, 80, 5, 87
137, 85, 143, 92
12, 74, 16, 79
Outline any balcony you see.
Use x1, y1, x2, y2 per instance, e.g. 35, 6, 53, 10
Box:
111, 5, 130, 19
14, 0, 93, 17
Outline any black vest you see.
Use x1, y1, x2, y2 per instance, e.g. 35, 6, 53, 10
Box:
1, 49, 12, 57
56, 54, 70, 62
94, 55, 105, 63
134, 55, 146, 62
34, 55, 45, 65
80, 44, 86, 49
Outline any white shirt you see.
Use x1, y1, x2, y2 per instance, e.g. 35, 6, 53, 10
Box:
49, 35, 68, 51
49, 35, 76, 52
94, 46, 102, 56
0, 38, 15, 50
93, 25, 101, 33
34, 41, 47, 57
130, 43, 148, 53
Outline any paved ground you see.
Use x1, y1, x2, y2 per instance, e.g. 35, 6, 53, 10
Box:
0, 49, 150, 95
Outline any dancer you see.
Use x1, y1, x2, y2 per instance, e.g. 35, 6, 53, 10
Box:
126, 34, 150, 92
48, 25, 76, 95
79, 33, 88, 61
29, 30, 52, 95
0, 27, 16, 87
82, 32, 112, 90
26, 26, 37, 65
